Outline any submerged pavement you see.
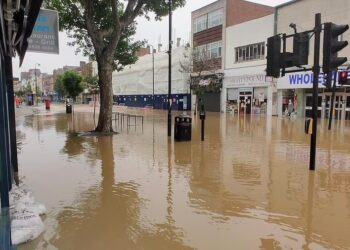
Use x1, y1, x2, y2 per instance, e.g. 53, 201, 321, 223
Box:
16, 105, 350, 250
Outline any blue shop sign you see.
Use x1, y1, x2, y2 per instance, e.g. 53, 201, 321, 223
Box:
277, 69, 350, 89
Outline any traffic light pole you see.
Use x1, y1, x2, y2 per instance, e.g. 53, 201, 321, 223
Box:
167, 0, 172, 137
328, 71, 337, 130
309, 13, 321, 171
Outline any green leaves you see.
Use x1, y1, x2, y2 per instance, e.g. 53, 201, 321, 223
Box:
82, 75, 99, 94
54, 75, 66, 97
44, 0, 186, 132
61, 70, 84, 98
44, 0, 186, 68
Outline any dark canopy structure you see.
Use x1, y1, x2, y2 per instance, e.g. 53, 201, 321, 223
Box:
0, 0, 43, 249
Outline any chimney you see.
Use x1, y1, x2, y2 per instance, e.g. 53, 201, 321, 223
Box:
177, 38, 181, 47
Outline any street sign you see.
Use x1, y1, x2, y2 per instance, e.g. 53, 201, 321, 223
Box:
27, 9, 59, 54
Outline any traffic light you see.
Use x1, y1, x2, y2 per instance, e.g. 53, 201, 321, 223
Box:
338, 70, 349, 85
266, 35, 281, 78
323, 22, 349, 74
293, 31, 310, 66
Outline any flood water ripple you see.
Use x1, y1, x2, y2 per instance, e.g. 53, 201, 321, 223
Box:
16, 108, 350, 250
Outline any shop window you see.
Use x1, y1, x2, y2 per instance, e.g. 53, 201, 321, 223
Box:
235, 42, 265, 63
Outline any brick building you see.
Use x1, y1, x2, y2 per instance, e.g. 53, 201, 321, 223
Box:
191, 0, 225, 112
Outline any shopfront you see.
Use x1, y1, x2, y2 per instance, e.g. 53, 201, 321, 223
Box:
223, 73, 274, 115
277, 70, 350, 120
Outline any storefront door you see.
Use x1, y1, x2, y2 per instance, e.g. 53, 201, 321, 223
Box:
334, 95, 344, 120
320, 93, 347, 120
346, 95, 350, 120
305, 94, 322, 118
239, 95, 252, 114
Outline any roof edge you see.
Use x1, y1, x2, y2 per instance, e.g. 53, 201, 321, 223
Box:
242, 0, 275, 10
191, 0, 223, 15
275, 0, 300, 9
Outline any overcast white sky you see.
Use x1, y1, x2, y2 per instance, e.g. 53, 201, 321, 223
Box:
13, 0, 290, 77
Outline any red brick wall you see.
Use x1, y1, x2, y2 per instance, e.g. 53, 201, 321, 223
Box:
136, 47, 150, 57
193, 25, 223, 47
226, 0, 274, 27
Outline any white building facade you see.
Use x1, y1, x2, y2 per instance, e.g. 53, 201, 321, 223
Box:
112, 46, 191, 110
222, 14, 276, 115
276, 0, 350, 120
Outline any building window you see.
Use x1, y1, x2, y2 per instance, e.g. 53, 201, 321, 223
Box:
194, 15, 207, 33
193, 8, 223, 33
208, 9, 223, 29
235, 42, 265, 63
194, 44, 207, 60
208, 41, 222, 59
194, 41, 222, 60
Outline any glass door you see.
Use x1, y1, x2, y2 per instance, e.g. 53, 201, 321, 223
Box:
324, 95, 331, 119
305, 94, 322, 118
334, 95, 343, 120
346, 95, 350, 120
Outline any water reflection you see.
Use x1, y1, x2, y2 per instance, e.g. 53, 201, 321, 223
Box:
52, 136, 144, 249
17, 110, 350, 250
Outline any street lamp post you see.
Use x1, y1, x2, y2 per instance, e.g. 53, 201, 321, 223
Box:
34, 63, 40, 106
148, 45, 155, 109
166, 0, 172, 137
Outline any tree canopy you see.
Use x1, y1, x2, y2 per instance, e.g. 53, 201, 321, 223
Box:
54, 75, 67, 97
61, 70, 84, 99
44, 0, 186, 132
44, 0, 185, 71
82, 75, 99, 94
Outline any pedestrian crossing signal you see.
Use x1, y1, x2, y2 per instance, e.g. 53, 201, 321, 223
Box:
338, 70, 349, 85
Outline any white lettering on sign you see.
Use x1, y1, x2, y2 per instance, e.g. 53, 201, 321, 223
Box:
277, 69, 350, 89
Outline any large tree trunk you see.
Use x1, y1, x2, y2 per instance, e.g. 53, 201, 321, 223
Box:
95, 60, 114, 132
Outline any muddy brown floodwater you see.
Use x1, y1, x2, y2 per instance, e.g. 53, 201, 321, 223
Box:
16, 107, 350, 250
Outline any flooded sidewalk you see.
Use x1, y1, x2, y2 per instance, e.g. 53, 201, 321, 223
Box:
16, 107, 350, 250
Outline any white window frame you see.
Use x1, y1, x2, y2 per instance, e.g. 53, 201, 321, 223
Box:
208, 9, 223, 29
235, 42, 265, 63
207, 41, 222, 59
194, 44, 207, 60
194, 15, 207, 33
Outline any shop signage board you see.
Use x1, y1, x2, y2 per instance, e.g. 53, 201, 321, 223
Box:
277, 69, 350, 89
225, 74, 271, 88
27, 9, 59, 54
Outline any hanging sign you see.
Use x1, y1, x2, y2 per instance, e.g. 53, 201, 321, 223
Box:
27, 9, 59, 54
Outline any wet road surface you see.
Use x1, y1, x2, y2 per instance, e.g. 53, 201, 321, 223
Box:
17, 107, 350, 249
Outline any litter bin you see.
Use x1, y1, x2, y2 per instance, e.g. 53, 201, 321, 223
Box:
45, 99, 51, 110
66, 104, 72, 114
174, 115, 192, 141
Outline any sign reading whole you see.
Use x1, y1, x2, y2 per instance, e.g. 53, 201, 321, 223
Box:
277, 69, 350, 89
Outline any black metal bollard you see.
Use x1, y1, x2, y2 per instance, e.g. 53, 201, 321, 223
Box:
199, 104, 206, 141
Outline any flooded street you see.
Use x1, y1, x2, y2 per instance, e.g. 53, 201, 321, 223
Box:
17, 106, 350, 250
